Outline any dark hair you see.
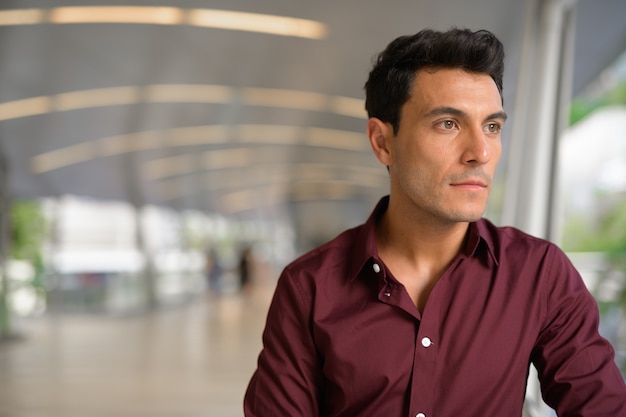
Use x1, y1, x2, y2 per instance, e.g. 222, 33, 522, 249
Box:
364, 28, 504, 134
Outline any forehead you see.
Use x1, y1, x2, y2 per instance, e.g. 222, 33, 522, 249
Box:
409, 67, 502, 108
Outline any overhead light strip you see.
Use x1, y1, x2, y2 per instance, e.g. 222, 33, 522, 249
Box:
217, 183, 382, 214
187, 9, 327, 39
50, 7, 183, 25
155, 165, 385, 204
0, 9, 44, 25
29, 124, 370, 174
0, 84, 366, 122
0, 7, 328, 39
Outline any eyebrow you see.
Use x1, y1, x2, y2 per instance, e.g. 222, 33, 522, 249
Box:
488, 111, 508, 122
424, 106, 508, 122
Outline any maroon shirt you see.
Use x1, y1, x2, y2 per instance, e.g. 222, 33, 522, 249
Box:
244, 197, 626, 417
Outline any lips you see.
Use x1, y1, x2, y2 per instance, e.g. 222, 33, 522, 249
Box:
449, 170, 491, 187
449, 175, 491, 190
451, 180, 488, 187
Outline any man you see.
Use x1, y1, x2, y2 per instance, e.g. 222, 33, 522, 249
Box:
244, 28, 626, 416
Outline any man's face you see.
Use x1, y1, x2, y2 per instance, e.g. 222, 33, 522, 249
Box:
382, 67, 506, 224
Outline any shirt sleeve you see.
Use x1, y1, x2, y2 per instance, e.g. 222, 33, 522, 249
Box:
532, 245, 626, 417
244, 267, 323, 417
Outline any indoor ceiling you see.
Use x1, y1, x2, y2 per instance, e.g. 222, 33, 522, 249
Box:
0, 0, 624, 243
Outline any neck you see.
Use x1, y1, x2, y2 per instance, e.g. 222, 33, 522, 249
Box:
375, 196, 472, 312
376, 197, 470, 269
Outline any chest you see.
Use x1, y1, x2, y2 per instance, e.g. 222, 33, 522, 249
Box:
311, 267, 544, 415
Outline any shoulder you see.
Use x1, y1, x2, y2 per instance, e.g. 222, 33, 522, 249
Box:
478, 218, 587, 298
477, 218, 563, 260
283, 224, 364, 281
477, 219, 581, 290
269, 224, 367, 310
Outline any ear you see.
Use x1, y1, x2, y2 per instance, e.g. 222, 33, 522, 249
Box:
367, 117, 393, 167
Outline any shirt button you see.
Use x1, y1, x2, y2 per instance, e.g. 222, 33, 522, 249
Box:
421, 337, 432, 348
416, 413, 426, 417
372, 263, 381, 273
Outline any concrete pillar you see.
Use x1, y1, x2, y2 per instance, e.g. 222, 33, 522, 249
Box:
502, 0, 577, 241
502, 1, 578, 416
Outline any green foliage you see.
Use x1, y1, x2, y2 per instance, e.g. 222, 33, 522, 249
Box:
9, 200, 46, 287
562, 197, 626, 373
561, 214, 595, 252
596, 198, 626, 269
569, 82, 626, 125
10, 200, 45, 260
562, 197, 626, 269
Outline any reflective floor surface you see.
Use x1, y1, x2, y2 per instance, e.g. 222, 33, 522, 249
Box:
0, 284, 274, 417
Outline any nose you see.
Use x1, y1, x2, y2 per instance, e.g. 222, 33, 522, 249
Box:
461, 126, 490, 165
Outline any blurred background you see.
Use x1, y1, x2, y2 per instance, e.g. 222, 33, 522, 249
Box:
0, 1, 624, 416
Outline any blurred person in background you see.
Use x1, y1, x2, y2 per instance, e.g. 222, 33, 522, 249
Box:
205, 247, 222, 294
244, 28, 626, 416
238, 245, 253, 292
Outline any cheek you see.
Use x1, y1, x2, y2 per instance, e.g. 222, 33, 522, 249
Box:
419, 147, 452, 177
489, 142, 503, 168
489, 136, 502, 155
403, 156, 446, 191
393, 136, 449, 181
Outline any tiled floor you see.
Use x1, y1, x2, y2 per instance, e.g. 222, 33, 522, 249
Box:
0, 285, 274, 417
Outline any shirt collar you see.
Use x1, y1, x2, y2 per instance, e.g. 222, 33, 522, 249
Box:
347, 196, 499, 281
346, 196, 388, 281
466, 219, 500, 266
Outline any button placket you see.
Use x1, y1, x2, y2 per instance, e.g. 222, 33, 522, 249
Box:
373, 261, 392, 299
409, 319, 438, 417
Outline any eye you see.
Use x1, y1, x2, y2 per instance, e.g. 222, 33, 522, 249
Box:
484, 123, 501, 134
437, 120, 458, 130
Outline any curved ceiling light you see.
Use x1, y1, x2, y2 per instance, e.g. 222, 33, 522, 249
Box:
0, 9, 44, 25
0, 85, 366, 122
216, 181, 381, 214
201, 164, 387, 193
153, 163, 387, 204
0, 7, 329, 39
29, 124, 371, 174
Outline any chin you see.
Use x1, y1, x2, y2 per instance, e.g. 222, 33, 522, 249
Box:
449, 208, 485, 223
449, 215, 482, 223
